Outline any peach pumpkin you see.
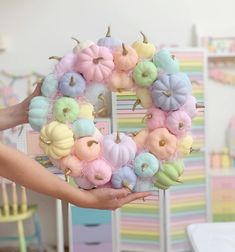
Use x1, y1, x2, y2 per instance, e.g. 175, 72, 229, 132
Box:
60, 155, 83, 177
108, 70, 134, 92
133, 128, 149, 151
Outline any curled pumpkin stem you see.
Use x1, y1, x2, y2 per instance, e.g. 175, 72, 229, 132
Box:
140, 31, 148, 44
142, 113, 152, 123
178, 122, 184, 130
117, 88, 125, 93
122, 43, 128, 56
141, 163, 149, 171
40, 136, 52, 145
69, 76, 76, 86
106, 26, 111, 37
123, 181, 132, 191
116, 131, 121, 144
87, 140, 99, 147
71, 37, 80, 44
132, 99, 141, 111
93, 57, 103, 64
48, 56, 62, 61
162, 90, 172, 97
95, 175, 104, 181
65, 168, 72, 176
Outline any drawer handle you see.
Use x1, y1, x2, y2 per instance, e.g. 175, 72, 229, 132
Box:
85, 242, 101, 246
84, 224, 100, 227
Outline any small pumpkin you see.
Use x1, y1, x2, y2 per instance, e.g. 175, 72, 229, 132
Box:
72, 119, 95, 138
153, 49, 179, 74
53, 97, 79, 123
78, 102, 94, 120
151, 74, 189, 111
133, 128, 149, 151
176, 72, 192, 93
132, 61, 158, 87
41, 74, 58, 98
74, 175, 95, 190
144, 107, 166, 131
177, 135, 194, 156
75, 44, 114, 82
39, 121, 74, 159
180, 95, 197, 119
59, 71, 86, 98
132, 87, 153, 111
74, 137, 100, 161
103, 132, 137, 167
108, 70, 134, 92
132, 32, 156, 59
166, 110, 191, 138
71, 37, 94, 54
113, 43, 138, 71
28, 96, 50, 131
97, 26, 122, 51
60, 155, 82, 177
134, 152, 159, 178
146, 128, 177, 160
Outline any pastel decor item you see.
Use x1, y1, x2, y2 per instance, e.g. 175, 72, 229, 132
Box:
154, 160, 184, 190
103, 132, 137, 167
28, 96, 50, 131
132, 61, 157, 87
166, 110, 191, 138
151, 74, 189, 111
97, 26, 122, 51
78, 102, 94, 120
74, 137, 100, 161
146, 128, 177, 160
144, 107, 166, 131
75, 44, 114, 82
108, 70, 134, 92
84, 83, 108, 106
74, 175, 95, 190
176, 72, 192, 93
134, 152, 159, 178
71, 37, 94, 54
132, 32, 156, 59
60, 155, 82, 177
53, 97, 79, 123
133, 87, 153, 110
153, 49, 179, 74
58, 71, 86, 98
177, 135, 193, 156
180, 95, 197, 119
84, 159, 112, 186
111, 166, 137, 191
134, 177, 155, 192
133, 128, 149, 151
92, 127, 104, 142
113, 43, 138, 71
39, 121, 74, 159
72, 119, 95, 138
41, 73, 58, 98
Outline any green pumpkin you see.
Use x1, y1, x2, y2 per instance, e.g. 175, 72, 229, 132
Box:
28, 96, 50, 131
132, 61, 158, 87
41, 73, 58, 98
53, 97, 79, 123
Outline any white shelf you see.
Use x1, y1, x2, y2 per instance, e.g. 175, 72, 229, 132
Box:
209, 169, 235, 176
208, 53, 235, 58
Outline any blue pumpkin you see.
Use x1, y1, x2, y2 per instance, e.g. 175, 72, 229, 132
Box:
41, 73, 58, 98
134, 152, 159, 178
72, 119, 95, 138
59, 71, 86, 98
153, 49, 179, 74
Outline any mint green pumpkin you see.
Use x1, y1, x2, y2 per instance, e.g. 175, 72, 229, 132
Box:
72, 119, 95, 138
132, 61, 157, 87
41, 73, 58, 98
53, 97, 79, 123
28, 96, 50, 131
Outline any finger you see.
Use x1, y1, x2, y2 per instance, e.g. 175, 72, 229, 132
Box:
31, 79, 43, 97
119, 191, 152, 206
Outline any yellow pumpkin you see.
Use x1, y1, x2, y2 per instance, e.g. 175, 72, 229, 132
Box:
132, 87, 153, 111
177, 135, 193, 156
78, 102, 94, 120
39, 121, 74, 159
132, 32, 156, 59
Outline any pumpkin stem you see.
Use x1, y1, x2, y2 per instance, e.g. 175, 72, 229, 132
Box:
159, 139, 166, 147
123, 181, 132, 191
39, 136, 52, 145
178, 122, 184, 130
122, 43, 128, 56
140, 31, 148, 44
142, 72, 149, 78
65, 168, 72, 176
71, 37, 80, 44
48, 56, 62, 61
171, 54, 175, 60
63, 108, 70, 114
162, 90, 172, 97
95, 175, 104, 181
142, 113, 152, 123
105, 26, 111, 37
115, 131, 121, 144
196, 103, 205, 109
93, 57, 103, 64
117, 88, 125, 93
98, 93, 105, 102
190, 147, 200, 153
141, 163, 149, 171
87, 140, 99, 147
176, 177, 183, 183
69, 76, 76, 86
132, 99, 141, 111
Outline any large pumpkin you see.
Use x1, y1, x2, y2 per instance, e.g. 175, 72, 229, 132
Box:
108, 70, 134, 92
39, 121, 74, 159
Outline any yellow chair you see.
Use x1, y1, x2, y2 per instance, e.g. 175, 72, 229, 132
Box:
0, 178, 43, 252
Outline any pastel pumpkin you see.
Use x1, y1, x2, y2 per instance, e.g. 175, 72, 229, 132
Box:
72, 119, 95, 138
39, 121, 74, 159
180, 95, 197, 119
166, 110, 191, 138
59, 71, 86, 98
92, 127, 104, 142
132, 87, 153, 111
132, 32, 156, 59
75, 44, 114, 82
153, 49, 179, 74
85, 83, 108, 105
78, 102, 94, 120
71, 37, 94, 54
28, 96, 50, 131
74, 137, 100, 161
151, 74, 189, 111
60, 155, 82, 177
177, 135, 194, 156
144, 107, 166, 131
133, 61, 157, 87
74, 175, 95, 190
176, 72, 192, 93
41, 74, 58, 98
103, 132, 137, 167
133, 128, 149, 151
111, 166, 137, 191
146, 128, 177, 160
113, 44, 138, 71
53, 97, 79, 123
134, 152, 159, 178
97, 26, 122, 51
134, 177, 156, 192
108, 70, 134, 92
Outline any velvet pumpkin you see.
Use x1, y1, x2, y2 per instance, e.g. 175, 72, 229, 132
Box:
60, 155, 82, 177
103, 132, 137, 167
151, 74, 189, 111
74, 175, 95, 190
59, 71, 86, 98
75, 44, 114, 82
177, 135, 193, 156
78, 102, 94, 120
74, 137, 100, 161
108, 70, 134, 92
132, 61, 158, 87
132, 32, 156, 59
113, 44, 138, 71
134, 152, 159, 178
146, 128, 177, 160
180, 95, 197, 119
28, 96, 50, 131
53, 97, 79, 123
133, 128, 149, 151
39, 121, 74, 159
71, 37, 94, 54
41, 73, 58, 98
132, 87, 153, 111
72, 119, 95, 138
166, 110, 191, 138
144, 107, 166, 131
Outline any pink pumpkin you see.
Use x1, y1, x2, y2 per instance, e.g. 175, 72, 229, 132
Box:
74, 175, 95, 190
180, 95, 197, 118
166, 110, 191, 138
60, 155, 82, 177
75, 44, 114, 82
145, 107, 166, 131
108, 70, 134, 92
133, 129, 149, 151
74, 137, 101, 161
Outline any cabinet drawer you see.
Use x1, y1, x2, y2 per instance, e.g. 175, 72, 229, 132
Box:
72, 224, 112, 243
73, 242, 112, 252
